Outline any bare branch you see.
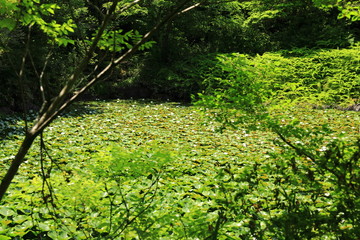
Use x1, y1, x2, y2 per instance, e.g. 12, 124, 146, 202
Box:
18, 24, 33, 132
29, 50, 52, 110
119, 0, 142, 14
177, 0, 207, 15
30, 0, 197, 134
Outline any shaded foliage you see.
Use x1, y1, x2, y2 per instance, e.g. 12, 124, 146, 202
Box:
1, 0, 359, 106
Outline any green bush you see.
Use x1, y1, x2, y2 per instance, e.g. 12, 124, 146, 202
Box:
0, 143, 176, 239
193, 46, 360, 239
193, 44, 360, 239
151, 45, 359, 105
253, 45, 360, 106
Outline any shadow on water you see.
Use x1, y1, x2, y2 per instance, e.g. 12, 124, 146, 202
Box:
0, 98, 192, 140
60, 101, 104, 117
0, 101, 104, 140
0, 113, 26, 141
119, 98, 193, 107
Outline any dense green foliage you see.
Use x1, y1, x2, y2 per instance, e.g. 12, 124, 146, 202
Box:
155, 45, 360, 105
1, 100, 360, 239
1, 0, 360, 239
254, 46, 360, 106
1, 0, 359, 106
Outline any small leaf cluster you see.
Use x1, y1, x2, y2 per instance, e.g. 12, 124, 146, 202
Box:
93, 29, 155, 53
0, 0, 76, 46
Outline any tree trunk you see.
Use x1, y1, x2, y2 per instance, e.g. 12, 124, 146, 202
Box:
0, 131, 37, 202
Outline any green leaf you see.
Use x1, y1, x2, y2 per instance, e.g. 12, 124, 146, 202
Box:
22, 14, 34, 25
64, 24, 74, 33
56, 38, 75, 47
47, 231, 70, 240
38, 222, 51, 231
0, 236, 11, 240
0, 207, 15, 217
13, 215, 28, 224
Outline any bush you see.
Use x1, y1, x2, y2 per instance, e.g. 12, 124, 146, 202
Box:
192, 46, 360, 107
149, 45, 359, 105
140, 54, 220, 101
193, 45, 360, 239
253, 45, 360, 106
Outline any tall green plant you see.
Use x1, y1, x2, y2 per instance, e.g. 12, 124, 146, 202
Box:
194, 46, 360, 238
195, 53, 267, 129
193, 46, 360, 108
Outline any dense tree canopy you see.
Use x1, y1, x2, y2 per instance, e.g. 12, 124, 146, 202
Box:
0, 0, 359, 107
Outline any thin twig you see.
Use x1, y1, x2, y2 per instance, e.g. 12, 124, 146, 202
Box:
118, 0, 142, 14
32, 0, 122, 134
28, 50, 53, 117
18, 24, 33, 132
113, 173, 162, 237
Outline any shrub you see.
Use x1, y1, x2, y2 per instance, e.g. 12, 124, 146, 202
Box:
253, 45, 360, 106
152, 45, 359, 105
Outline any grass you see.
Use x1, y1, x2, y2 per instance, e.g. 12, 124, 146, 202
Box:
0, 99, 359, 239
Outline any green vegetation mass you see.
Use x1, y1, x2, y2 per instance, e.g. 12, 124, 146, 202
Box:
0, 0, 359, 239
1, 100, 360, 239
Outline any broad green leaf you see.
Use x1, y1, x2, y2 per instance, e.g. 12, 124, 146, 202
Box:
0, 236, 11, 240
0, 207, 15, 217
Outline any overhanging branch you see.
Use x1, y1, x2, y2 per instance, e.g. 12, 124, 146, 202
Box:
0, 0, 211, 202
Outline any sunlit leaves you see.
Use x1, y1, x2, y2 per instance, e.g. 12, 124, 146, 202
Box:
199, 46, 360, 109
255, 46, 360, 106
1, 100, 360, 238
313, 0, 360, 21
193, 46, 360, 238
338, 4, 360, 21
93, 29, 155, 52
0, 0, 76, 46
0, 0, 18, 30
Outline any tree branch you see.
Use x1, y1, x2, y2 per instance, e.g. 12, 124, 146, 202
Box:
29, 0, 198, 134
32, 0, 122, 134
0, 0, 122, 202
0, 0, 210, 202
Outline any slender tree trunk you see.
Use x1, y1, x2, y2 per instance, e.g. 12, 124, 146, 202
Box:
0, 132, 37, 201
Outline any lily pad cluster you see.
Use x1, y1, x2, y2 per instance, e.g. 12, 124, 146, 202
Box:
0, 100, 359, 239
